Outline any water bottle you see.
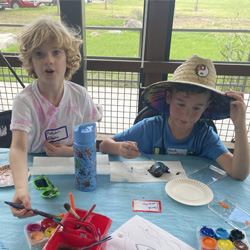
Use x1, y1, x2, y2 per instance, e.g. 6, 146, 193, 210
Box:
73, 123, 97, 191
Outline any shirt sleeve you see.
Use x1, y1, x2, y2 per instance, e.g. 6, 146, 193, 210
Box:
10, 97, 33, 133
114, 117, 158, 154
200, 127, 229, 160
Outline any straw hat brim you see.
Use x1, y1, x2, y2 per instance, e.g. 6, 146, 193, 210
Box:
142, 81, 232, 120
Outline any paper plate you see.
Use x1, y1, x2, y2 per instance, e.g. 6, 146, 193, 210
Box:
165, 178, 214, 206
0, 164, 30, 188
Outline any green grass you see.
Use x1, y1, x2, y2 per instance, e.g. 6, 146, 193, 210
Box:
86, 30, 141, 57
1, 0, 250, 61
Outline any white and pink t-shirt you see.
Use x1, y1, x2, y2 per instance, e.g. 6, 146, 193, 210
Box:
10, 80, 101, 153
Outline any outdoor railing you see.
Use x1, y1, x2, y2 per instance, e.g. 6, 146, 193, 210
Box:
1, 24, 250, 143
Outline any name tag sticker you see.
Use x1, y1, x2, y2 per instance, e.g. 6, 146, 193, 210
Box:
167, 148, 188, 155
45, 126, 68, 143
132, 200, 162, 213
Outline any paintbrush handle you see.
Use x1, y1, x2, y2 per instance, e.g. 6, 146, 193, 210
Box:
81, 236, 112, 250
5, 201, 56, 219
82, 204, 96, 221
121, 138, 156, 162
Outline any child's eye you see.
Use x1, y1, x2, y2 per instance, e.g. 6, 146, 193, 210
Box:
53, 50, 61, 55
178, 103, 185, 107
194, 107, 201, 111
34, 51, 43, 57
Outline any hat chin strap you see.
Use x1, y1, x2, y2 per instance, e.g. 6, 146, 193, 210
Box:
198, 108, 214, 155
161, 90, 168, 155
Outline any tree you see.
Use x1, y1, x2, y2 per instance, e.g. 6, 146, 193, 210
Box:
195, 0, 198, 11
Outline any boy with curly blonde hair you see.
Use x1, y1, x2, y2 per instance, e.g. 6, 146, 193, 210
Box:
10, 17, 101, 218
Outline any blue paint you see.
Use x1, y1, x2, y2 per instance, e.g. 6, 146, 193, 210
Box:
200, 226, 215, 238
215, 228, 229, 240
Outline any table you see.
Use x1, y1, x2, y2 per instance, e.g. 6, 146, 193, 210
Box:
0, 148, 250, 249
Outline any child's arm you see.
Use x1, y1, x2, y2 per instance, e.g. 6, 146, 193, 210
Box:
216, 91, 250, 180
99, 137, 141, 159
9, 130, 36, 218
45, 127, 99, 157
45, 141, 74, 157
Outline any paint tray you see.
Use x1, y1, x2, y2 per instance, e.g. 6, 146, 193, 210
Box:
24, 219, 58, 250
196, 226, 249, 250
43, 208, 112, 250
187, 165, 227, 186
208, 198, 250, 230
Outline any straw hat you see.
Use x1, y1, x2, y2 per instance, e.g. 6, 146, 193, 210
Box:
142, 55, 231, 120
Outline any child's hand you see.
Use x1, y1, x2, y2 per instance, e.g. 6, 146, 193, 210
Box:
119, 141, 141, 159
225, 91, 246, 130
45, 141, 74, 157
11, 189, 36, 218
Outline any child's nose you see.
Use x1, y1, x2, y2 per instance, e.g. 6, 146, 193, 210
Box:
183, 108, 191, 117
44, 53, 53, 64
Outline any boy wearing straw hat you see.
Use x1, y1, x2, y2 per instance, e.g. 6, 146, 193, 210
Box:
99, 55, 250, 180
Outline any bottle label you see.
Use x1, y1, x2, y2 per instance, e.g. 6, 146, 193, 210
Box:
74, 144, 96, 191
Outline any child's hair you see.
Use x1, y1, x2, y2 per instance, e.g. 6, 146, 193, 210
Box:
18, 17, 83, 80
170, 82, 214, 100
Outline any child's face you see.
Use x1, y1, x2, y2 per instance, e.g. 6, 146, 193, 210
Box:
31, 40, 68, 87
166, 90, 210, 131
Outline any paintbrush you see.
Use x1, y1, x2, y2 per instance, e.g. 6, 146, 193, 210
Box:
64, 203, 81, 220
53, 218, 64, 227
121, 138, 157, 163
81, 236, 112, 250
5, 201, 58, 220
82, 204, 96, 221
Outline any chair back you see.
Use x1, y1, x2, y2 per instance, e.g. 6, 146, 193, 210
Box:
0, 110, 12, 148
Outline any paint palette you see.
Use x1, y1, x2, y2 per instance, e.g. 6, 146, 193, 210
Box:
24, 218, 59, 249
43, 208, 112, 250
197, 226, 249, 250
0, 164, 30, 187
208, 199, 250, 230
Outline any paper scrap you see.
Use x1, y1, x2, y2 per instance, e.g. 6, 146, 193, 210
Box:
30, 154, 110, 175
110, 161, 186, 182
106, 215, 196, 250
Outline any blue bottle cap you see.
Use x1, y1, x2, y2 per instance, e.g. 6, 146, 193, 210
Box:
74, 123, 96, 145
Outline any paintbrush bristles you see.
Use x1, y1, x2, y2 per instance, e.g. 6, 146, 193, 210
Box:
64, 203, 81, 220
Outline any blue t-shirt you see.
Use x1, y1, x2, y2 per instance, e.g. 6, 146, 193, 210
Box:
114, 115, 228, 160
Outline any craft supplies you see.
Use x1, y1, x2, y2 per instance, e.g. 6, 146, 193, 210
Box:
5, 201, 59, 220
197, 226, 249, 250
0, 164, 14, 187
24, 218, 59, 249
148, 161, 170, 177
121, 138, 158, 163
0, 164, 30, 187
33, 174, 60, 198
208, 199, 250, 230
43, 207, 112, 250
64, 203, 81, 220
187, 165, 227, 186
82, 204, 96, 221
69, 193, 76, 211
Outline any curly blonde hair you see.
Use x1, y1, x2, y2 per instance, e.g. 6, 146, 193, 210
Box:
18, 16, 83, 80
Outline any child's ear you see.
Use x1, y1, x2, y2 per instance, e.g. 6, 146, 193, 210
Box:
166, 91, 171, 104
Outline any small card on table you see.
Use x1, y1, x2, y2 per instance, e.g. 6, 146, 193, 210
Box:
132, 200, 162, 213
